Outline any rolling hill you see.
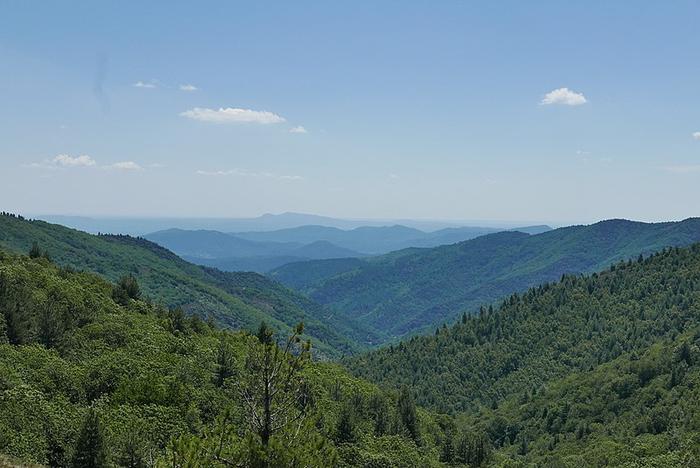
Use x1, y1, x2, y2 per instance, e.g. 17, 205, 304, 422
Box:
144, 229, 365, 273
0, 248, 451, 466
343, 242, 700, 465
0, 213, 376, 355
271, 218, 700, 341
235, 224, 552, 255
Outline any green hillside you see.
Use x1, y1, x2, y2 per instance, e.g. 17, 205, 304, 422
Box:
271, 218, 700, 342
0, 213, 374, 356
0, 248, 455, 467
344, 243, 700, 464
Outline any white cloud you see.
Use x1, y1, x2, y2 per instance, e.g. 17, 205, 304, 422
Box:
53, 154, 97, 167
541, 87, 587, 106
179, 84, 198, 92
388, 173, 400, 179
133, 80, 158, 89
662, 164, 700, 174
27, 154, 147, 172
289, 125, 308, 134
196, 168, 302, 180
692, 132, 700, 140
180, 107, 286, 124
106, 161, 142, 171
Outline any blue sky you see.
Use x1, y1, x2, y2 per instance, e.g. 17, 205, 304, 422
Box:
1, 1, 699, 224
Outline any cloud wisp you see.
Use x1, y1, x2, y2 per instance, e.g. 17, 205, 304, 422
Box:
28, 155, 144, 172
133, 80, 158, 89
180, 107, 286, 124
693, 132, 700, 140
662, 164, 700, 174
179, 84, 198, 92
541, 87, 587, 106
289, 125, 308, 134
105, 161, 143, 171
196, 168, 302, 180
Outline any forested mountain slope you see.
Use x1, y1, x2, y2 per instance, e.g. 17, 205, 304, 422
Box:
0, 213, 375, 356
0, 249, 454, 467
272, 218, 700, 341
345, 243, 700, 465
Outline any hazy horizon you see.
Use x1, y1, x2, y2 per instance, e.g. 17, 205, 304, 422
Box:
2, 2, 699, 223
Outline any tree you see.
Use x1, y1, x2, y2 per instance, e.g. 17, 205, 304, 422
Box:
239, 323, 311, 448
214, 335, 235, 387
335, 402, 357, 443
72, 408, 108, 468
113, 275, 141, 306
256, 321, 274, 345
29, 242, 42, 259
396, 386, 420, 444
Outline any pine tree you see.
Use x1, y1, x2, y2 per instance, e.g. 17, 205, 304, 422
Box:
397, 386, 420, 444
72, 408, 108, 468
29, 242, 42, 259
214, 335, 235, 387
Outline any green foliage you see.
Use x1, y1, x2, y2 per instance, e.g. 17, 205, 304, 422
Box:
0, 248, 450, 466
0, 213, 369, 357
72, 408, 108, 467
347, 243, 700, 465
273, 218, 700, 342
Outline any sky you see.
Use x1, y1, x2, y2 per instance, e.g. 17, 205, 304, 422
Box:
1, 1, 699, 224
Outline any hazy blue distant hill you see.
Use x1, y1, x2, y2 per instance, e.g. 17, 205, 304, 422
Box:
145, 228, 365, 273
270, 218, 700, 342
36, 212, 516, 236
236, 223, 552, 254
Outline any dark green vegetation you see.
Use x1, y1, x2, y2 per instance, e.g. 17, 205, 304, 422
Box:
346, 244, 700, 465
0, 213, 374, 356
272, 218, 700, 342
0, 248, 464, 467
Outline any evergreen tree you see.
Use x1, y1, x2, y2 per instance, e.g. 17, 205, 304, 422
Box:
335, 402, 357, 443
29, 242, 42, 259
397, 386, 420, 444
72, 408, 108, 468
214, 335, 235, 387
256, 321, 274, 345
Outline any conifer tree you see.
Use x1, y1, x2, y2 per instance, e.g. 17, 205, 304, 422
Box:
72, 408, 108, 468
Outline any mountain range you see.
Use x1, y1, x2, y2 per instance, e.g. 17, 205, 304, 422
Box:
270, 218, 700, 342
144, 223, 551, 273
36, 212, 543, 236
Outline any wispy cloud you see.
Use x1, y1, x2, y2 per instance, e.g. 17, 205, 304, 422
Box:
693, 132, 700, 140
541, 87, 587, 106
180, 107, 286, 124
106, 161, 142, 171
196, 168, 302, 180
179, 84, 198, 92
27, 155, 145, 172
388, 173, 400, 180
133, 80, 158, 89
54, 154, 97, 167
662, 164, 700, 174
289, 125, 308, 134
28, 154, 97, 169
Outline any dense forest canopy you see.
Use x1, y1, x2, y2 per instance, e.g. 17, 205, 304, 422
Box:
0, 246, 461, 467
345, 244, 700, 465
